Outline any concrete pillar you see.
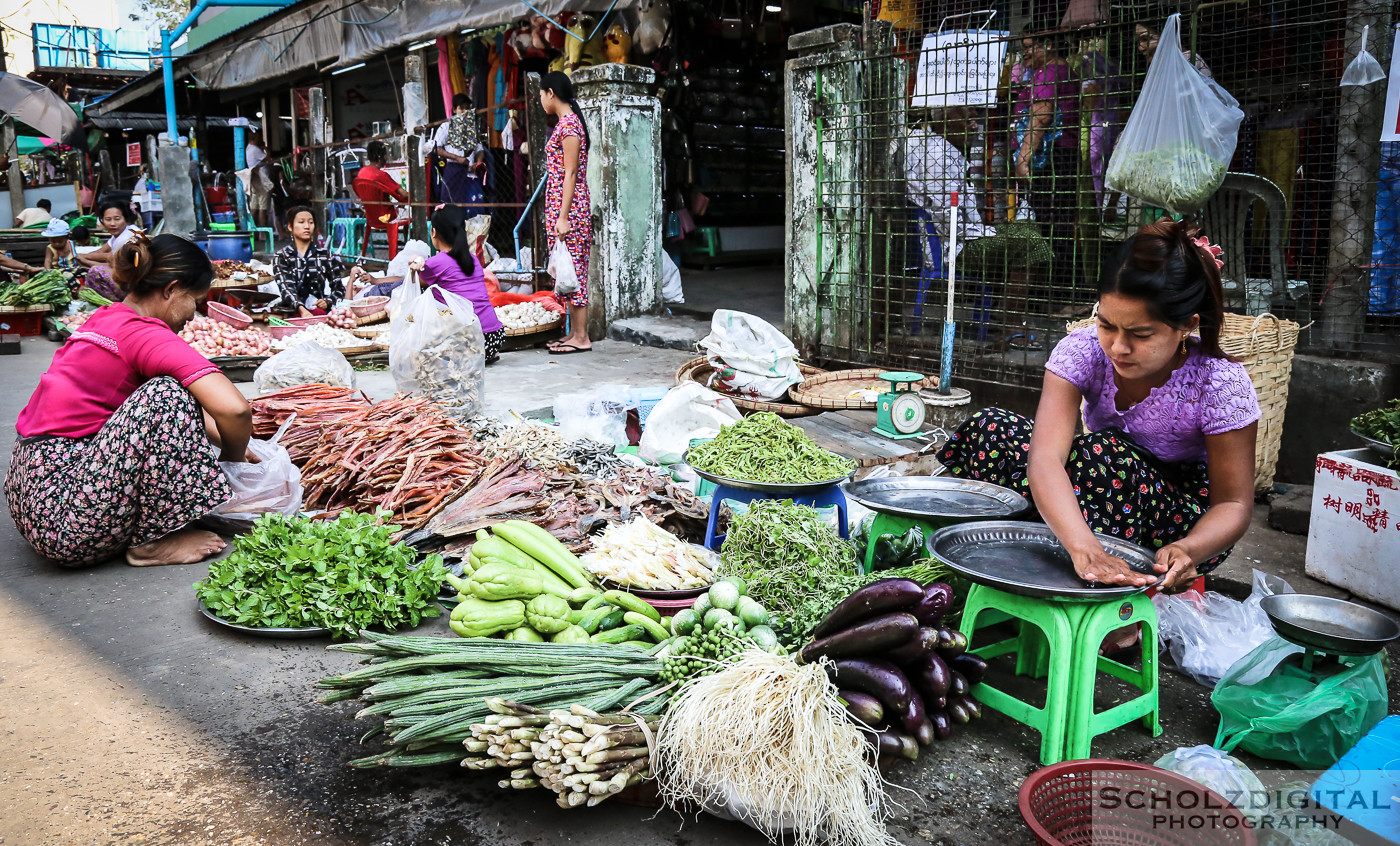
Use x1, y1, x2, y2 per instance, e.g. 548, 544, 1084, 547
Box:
159, 144, 197, 235
308, 88, 327, 232
525, 72, 549, 266
572, 63, 663, 340
404, 54, 429, 243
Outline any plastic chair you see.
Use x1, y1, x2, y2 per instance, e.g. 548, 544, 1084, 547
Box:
909, 209, 993, 340
959, 583, 1161, 765
352, 178, 408, 259
702, 484, 849, 550
691, 227, 721, 258
329, 217, 366, 258
1198, 173, 1289, 315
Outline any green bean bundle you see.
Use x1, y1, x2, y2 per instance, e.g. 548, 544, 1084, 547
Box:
688, 413, 855, 484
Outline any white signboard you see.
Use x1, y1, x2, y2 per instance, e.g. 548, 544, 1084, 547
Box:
912, 29, 1011, 110
1382, 24, 1400, 142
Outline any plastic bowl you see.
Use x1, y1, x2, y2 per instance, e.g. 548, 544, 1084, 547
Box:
207, 300, 252, 330
288, 315, 329, 327
267, 324, 305, 341
348, 296, 390, 319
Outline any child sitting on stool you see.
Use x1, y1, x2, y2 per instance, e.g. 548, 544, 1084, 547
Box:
273, 205, 346, 315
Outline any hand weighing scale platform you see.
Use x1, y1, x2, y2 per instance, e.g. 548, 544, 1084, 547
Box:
844, 477, 1029, 573
1260, 593, 1400, 679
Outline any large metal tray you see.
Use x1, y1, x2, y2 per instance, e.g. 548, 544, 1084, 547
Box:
928, 521, 1162, 601
1350, 427, 1398, 465
844, 477, 1029, 522
1261, 594, 1400, 656
684, 450, 853, 494
197, 601, 332, 639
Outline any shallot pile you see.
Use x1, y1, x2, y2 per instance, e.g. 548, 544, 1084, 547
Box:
327, 308, 358, 329
271, 322, 365, 351
180, 316, 272, 358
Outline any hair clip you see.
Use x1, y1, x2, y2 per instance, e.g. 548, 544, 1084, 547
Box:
1192, 235, 1224, 270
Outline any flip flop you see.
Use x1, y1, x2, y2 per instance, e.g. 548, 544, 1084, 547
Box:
548, 343, 591, 355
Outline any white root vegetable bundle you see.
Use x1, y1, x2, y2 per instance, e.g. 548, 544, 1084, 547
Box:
581, 517, 716, 590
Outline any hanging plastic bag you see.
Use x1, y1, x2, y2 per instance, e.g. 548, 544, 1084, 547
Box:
1154, 746, 1270, 827
554, 384, 631, 445
387, 268, 422, 345
1341, 25, 1387, 87
548, 240, 579, 295
699, 309, 804, 401
1104, 14, 1243, 212
208, 433, 304, 530
252, 342, 356, 395
389, 285, 486, 418
1212, 636, 1389, 769
639, 382, 742, 462
1153, 569, 1292, 687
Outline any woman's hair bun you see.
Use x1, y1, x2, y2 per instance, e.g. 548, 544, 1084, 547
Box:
110, 233, 215, 298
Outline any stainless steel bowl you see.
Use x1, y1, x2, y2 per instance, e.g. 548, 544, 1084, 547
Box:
1261, 594, 1400, 655
1350, 427, 1398, 465
197, 601, 332, 639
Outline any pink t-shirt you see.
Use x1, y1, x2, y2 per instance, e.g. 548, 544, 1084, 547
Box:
16, 303, 220, 439
1046, 327, 1261, 463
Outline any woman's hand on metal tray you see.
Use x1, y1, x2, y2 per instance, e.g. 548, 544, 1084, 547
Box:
1155, 543, 1198, 594
1070, 544, 1155, 587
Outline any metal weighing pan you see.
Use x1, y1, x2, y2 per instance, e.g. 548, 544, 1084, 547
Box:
843, 477, 1029, 522
197, 601, 332, 639
1260, 594, 1400, 656
929, 521, 1163, 601
683, 450, 853, 494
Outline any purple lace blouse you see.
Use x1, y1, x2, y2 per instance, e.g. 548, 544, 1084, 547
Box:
1046, 328, 1261, 463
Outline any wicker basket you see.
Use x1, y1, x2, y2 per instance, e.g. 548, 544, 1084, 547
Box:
1068, 311, 1301, 491
675, 356, 825, 418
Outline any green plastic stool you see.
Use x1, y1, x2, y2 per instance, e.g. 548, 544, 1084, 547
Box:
210, 222, 235, 231
250, 227, 276, 254
959, 583, 1162, 765
691, 227, 721, 258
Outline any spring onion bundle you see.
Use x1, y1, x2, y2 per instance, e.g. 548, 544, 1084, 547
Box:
688, 412, 855, 484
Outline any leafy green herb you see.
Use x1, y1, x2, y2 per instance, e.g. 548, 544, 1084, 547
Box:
1106, 143, 1226, 212
194, 512, 446, 638
1352, 399, 1400, 469
688, 412, 855, 484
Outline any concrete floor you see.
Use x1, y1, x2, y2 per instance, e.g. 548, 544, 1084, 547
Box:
1, 335, 1395, 846
671, 266, 785, 328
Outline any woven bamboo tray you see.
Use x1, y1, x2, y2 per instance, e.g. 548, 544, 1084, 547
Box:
352, 325, 390, 340
1068, 310, 1301, 492
0, 303, 52, 314
504, 316, 564, 337
211, 275, 272, 289
790, 368, 938, 410
675, 356, 826, 418
354, 310, 388, 327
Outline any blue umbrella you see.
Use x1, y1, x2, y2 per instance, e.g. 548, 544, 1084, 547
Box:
0, 73, 85, 151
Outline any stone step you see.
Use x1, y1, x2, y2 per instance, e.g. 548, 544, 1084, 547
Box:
607, 314, 707, 352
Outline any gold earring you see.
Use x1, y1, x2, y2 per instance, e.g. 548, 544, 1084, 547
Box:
1180, 335, 1188, 356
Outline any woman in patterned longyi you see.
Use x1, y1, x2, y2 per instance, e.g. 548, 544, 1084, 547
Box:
939, 220, 1259, 596
539, 71, 594, 355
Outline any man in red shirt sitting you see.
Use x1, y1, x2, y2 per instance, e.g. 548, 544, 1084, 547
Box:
353, 140, 409, 225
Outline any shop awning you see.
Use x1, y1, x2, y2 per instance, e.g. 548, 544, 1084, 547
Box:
88, 111, 262, 131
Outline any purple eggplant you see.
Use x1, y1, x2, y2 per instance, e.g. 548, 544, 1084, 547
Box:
951, 693, 982, 720
930, 709, 952, 741
830, 659, 916, 715
839, 690, 885, 726
899, 692, 926, 735
813, 579, 924, 638
914, 715, 935, 746
873, 729, 904, 760
801, 613, 920, 664
912, 652, 951, 704
949, 670, 968, 697
886, 627, 939, 665
894, 731, 919, 760
947, 699, 971, 724
949, 653, 987, 685
912, 582, 955, 626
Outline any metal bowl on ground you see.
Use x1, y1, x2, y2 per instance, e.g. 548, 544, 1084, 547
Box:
929, 521, 1162, 601
843, 477, 1029, 522
1260, 594, 1400, 656
197, 600, 331, 638
1349, 427, 1398, 465
683, 450, 853, 494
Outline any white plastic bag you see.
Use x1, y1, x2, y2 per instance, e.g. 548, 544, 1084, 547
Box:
698, 309, 804, 401
210, 436, 303, 526
639, 382, 742, 462
389, 285, 486, 418
1152, 569, 1292, 687
548, 240, 579, 295
1341, 25, 1387, 87
661, 249, 685, 304
387, 269, 421, 344
1104, 14, 1243, 212
554, 384, 630, 445
1154, 746, 1270, 828
252, 342, 356, 394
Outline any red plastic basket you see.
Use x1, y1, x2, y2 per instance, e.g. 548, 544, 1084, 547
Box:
206, 301, 252, 330
1019, 760, 1256, 846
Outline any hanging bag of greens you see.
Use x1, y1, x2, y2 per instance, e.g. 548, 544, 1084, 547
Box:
1211, 636, 1388, 770
1104, 14, 1243, 213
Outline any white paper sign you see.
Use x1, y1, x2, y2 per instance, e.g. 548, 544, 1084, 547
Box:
912, 29, 1011, 110
1382, 24, 1400, 142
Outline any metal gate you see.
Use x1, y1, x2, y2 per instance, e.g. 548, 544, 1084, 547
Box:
797, 0, 1399, 390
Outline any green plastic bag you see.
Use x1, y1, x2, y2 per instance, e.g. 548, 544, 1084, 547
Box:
1212, 636, 1388, 769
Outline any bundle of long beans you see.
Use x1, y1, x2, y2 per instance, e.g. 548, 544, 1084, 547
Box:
465, 703, 659, 808
317, 633, 670, 769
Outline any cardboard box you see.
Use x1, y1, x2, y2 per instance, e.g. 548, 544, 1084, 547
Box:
1305, 448, 1400, 612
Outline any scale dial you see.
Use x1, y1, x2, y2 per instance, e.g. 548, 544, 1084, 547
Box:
888, 392, 927, 435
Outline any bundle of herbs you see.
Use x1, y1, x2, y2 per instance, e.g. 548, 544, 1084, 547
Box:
688, 412, 855, 485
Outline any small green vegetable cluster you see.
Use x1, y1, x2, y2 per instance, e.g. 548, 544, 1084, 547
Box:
1352, 400, 1400, 468
1106, 144, 1226, 213
194, 512, 446, 638
688, 412, 855, 484
659, 577, 783, 683
0, 270, 73, 308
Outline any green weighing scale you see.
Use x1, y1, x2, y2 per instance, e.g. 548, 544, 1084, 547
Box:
873, 372, 929, 439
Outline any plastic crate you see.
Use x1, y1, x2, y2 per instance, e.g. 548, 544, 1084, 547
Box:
1312, 715, 1400, 845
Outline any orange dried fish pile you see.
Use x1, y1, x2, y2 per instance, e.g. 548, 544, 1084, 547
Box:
250, 384, 371, 463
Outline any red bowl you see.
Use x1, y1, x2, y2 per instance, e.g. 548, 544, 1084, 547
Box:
288, 315, 328, 327
267, 324, 305, 340
348, 296, 390, 318
207, 300, 252, 330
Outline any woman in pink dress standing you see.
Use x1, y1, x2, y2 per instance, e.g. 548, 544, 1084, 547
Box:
539, 71, 593, 355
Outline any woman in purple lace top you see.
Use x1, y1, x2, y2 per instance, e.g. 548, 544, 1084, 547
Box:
939, 220, 1260, 596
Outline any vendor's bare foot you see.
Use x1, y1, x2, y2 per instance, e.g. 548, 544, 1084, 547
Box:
126, 530, 226, 567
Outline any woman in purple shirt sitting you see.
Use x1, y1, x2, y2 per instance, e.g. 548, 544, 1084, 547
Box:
406, 206, 506, 363
939, 220, 1260, 596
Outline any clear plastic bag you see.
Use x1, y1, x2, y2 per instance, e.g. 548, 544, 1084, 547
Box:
209, 435, 303, 529
1104, 14, 1244, 212
1154, 745, 1269, 827
554, 384, 630, 445
548, 240, 579, 295
1153, 569, 1291, 687
638, 382, 741, 463
389, 285, 485, 419
1341, 25, 1387, 87
252, 342, 356, 395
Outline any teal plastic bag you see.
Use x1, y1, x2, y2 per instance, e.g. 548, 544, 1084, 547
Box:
1212, 636, 1388, 769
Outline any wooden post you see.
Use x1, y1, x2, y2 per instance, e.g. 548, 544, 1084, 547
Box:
308, 87, 327, 231
404, 53, 429, 243
525, 72, 548, 268
97, 149, 116, 200
1, 120, 24, 223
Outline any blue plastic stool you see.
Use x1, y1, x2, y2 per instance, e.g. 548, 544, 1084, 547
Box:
703, 484, 849, 550
329, 218, 365, 258
1312, 715, 1400, 844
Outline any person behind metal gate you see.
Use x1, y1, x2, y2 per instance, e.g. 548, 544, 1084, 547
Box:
937, 220, 1258, 598
434, 93, 487, 208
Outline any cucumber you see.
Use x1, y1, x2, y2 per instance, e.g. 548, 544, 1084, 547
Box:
707, 581, 741, 612
591, 624, 647, 644
670, 608, 699, 636
691, 593, 713, 621
596, 607, 626, 631
569, 587, 602, 606
702, 608, 733, 630
623, 611, 671, 642
736, 597, 769, 628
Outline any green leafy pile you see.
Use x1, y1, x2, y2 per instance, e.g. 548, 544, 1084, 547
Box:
1352, 399, 1400, 468
0, 270, 72, 308
688, 412, 855, 484
194, 512, 447, 638
1106, 143, 1226, 213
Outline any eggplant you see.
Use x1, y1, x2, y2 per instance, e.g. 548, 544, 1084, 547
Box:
886, 626, 939, 666
930, 709, 952, 741
911, 652, 950, 704
801, 613, 920, 664
949, 670, 968, 697
951, 693, 982, 720
873, 729, 904, 760
926, 693, 946, 711
914, 715, 935, 746
813, 579, 924, 638
899, 692, 926, 735
947, 699, 971, 724
830, 659, 915, 715
949, 653, 987, 685
935, 626, 957, 652
838, 690, 885, 726
894, 731, 920, 761
912, 582, 955, 626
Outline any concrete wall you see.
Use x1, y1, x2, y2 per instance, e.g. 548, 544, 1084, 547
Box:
1276, 355, 1398, 485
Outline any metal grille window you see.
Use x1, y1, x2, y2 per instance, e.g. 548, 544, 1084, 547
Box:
790, 0, 1399, 390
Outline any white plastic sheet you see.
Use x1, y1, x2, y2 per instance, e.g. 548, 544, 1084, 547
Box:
1152, 569, 1292, 687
